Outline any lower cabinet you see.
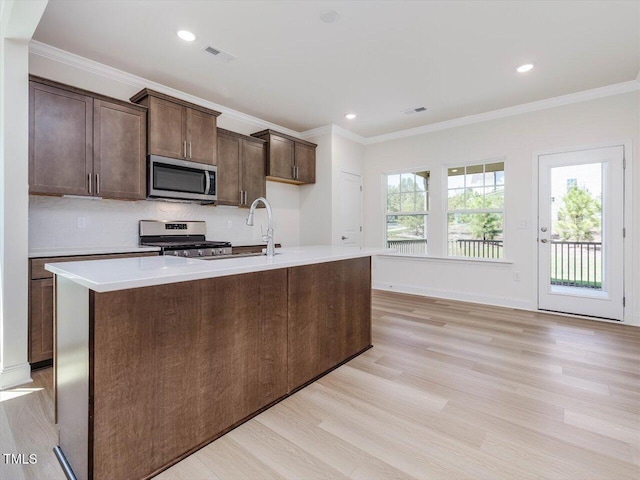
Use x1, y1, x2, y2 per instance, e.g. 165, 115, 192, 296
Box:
287, 257, 372, 391
55, 257, 372, 480
29, 278, 54, 365
89, 269, 289, 480
29, 251, 159, 366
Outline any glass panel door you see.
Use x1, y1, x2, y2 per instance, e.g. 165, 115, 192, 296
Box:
538, 146, 624, 321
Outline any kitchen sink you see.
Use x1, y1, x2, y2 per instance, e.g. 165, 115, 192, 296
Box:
200, 252, 265, 260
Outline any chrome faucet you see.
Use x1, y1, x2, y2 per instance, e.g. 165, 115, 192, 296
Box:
245, 197, 275, 257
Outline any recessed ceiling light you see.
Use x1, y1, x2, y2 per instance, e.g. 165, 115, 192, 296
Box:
177, 30, 196, 42
320, 10, 339, 23
516, 64, 534, 73
345, 113, 356, 120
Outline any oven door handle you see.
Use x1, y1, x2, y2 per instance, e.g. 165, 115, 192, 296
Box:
205, 170, 211, 195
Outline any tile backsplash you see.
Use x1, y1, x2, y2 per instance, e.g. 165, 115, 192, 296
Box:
29, 185, 300, 250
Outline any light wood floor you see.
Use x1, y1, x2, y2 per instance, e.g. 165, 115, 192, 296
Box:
2, 290, 639, 479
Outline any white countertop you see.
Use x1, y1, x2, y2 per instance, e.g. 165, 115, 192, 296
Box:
29, 245, 161, 258
45, 246, 389, 293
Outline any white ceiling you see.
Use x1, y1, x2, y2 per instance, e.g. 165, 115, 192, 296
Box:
33, 0, 640, 138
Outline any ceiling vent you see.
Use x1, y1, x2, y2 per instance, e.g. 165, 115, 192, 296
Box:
402, 106, 427, 115
203, 45, 236, 62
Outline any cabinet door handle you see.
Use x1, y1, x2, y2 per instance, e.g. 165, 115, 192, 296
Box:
239, 190, 243, 205
96, 174, 100, 195
189, 142, 192, 159
183, 141, 187, 158
88, 173, 92, 194
243, 191, 247, 205
292, 165, 296, 179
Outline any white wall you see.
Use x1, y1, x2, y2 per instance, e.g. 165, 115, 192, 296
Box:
299, 129, 365, 246
0, 0, 48, 389
363, 92, 640, 324
28, 51, 301, 249
299, 132, 332, 245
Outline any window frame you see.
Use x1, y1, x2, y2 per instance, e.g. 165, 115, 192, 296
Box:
382, 167, 431, 256
443, 158, 506, 260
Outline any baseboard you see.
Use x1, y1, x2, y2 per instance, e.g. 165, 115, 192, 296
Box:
372, 282, 535, 311
0, 362, 33, 390
373, 283, 640, 328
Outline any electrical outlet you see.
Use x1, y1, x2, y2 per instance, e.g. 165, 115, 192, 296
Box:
227, 220, 232, 229
77, 216, 87, 229
513, 271, 520, 282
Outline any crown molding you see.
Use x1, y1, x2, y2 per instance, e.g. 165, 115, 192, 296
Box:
29, 40, 640, 147
366, 80, 640, 145
301, 124, 367, 145
28, 40, 302, 138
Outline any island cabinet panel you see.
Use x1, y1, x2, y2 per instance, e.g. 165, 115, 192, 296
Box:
89, 269, 288, 480
287, 257, 372, 391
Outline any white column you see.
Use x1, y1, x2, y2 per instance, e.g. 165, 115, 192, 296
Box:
0, 0, 48, 389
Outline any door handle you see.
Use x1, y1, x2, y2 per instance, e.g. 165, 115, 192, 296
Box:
88, 173, 92, 194
540, 238, 548, 243
189, 142, 192, 159
183, 141, 187, 158
292, 165, 296, 179
342, 236, 348, 240
96, 174, 100, 195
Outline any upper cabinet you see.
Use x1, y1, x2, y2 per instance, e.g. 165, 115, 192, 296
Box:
217, 129, 266, 207
29, 76, 147, 200
251, 130, 316, 184
130, 89, 220, 165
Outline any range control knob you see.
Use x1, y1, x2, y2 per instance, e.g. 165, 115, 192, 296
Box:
197, 249, 204, 257
182, 250, 189, 257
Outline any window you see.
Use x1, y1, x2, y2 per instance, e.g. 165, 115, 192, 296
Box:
385, 171, 430, 255
447, 161, 504, 259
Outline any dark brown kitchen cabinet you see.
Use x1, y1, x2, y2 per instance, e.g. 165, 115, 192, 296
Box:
29, 76, 147, 200
29, 80, 93, 196
217, 128, 266, 207
28, 251, 159, 367
131, 89, 221, 165
93, 100, 146, 199
287, 257, 371, 391
251, 129, 316, 184
29, 278, 54, 365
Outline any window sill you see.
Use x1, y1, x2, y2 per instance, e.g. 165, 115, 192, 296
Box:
379, 252, 513, 265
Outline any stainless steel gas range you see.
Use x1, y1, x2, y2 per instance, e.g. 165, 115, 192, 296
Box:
139, 220, 232, 259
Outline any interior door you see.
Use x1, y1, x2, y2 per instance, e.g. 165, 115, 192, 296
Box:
338, 171, 363, 246
538, 146, 625, 321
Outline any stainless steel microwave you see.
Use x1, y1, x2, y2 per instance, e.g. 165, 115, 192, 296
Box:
148, 155, 217, 202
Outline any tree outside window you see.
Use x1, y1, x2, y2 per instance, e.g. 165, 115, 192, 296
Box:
386, 171, 429, 255
447, 162, 505, 259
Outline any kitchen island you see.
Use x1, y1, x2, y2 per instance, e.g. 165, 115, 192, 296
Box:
47, 246, 386, 480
